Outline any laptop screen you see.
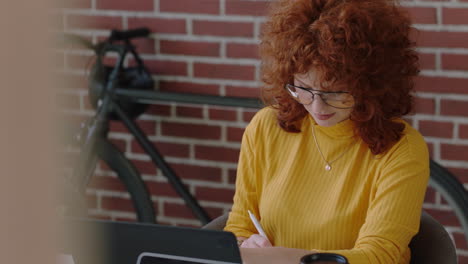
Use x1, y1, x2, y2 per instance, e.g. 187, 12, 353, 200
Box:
137, 252, 241, 264
61, 218, 242, 264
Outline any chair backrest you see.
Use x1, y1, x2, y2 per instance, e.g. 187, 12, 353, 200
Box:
409, 211, 457, 264
203, 211, 457, 264
202, 212, 229, 231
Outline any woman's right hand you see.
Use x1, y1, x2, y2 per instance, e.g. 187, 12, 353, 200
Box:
240, 234, 273, 248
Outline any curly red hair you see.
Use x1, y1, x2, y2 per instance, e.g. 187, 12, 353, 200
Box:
260, 0, 419, 155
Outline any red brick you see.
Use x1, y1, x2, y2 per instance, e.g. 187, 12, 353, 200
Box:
427, 142, 434, 159
195, 186, 235, 203
418, 52, 436, 70
458, 255, 468, 264
98, 160, 111, 172
418, 120, 454, 138
109, 121, 126, 133
425, 208, 461, 227
442, 54, 468, 71
108, 138, 127, 153
442, 8, 468, 25
439, 194, 451, 206
441, 99, 468, 117
66, 15, 123, 30
160, 0, 219, 15
176, 106, 204, 118
163, 202, 224, 220
146, 104, 172, 116
136, 120, 157, 135
447, 167, 468, 183
101, 196, 135, 212
97, 0, 153, 11
226, 43, 259, 59
227, 127, 245, 142
58, 0, 92, 8
194, 63, 255, 81
56, 93, 80, 109
159, 81, 220, 95
228, 169, 237, 184
144, 59, 188, 76
160, 40, 220, 57
225, 0, 270, 16
460, 124, 468, 139
128, 18, 186, 34
146, 181, 179, 198
404, 7, 437, 24
195, 145, 240, 163
452, 231, 468, 250
88, 175, 126, 192
423, 186, 436, 204
209, 108, 237, 121
161, 122, 221, 140
132, 159, 157, 175
415, 30, 468, 48
100, 56, 118, 67
225, 86, 261, 98
415, 76, 468, 94
171, 163, 222, 182
413, 96, 435, 114
193, 20, 254, 37
131, 38, 156, 54
163, 202, 196, 219
441, 144, 468, 162
243, 110, 258, 122
131, 141, 190, 158
115, 216, 138, 222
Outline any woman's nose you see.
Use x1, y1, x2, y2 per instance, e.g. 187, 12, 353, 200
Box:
311, 94, 328, 110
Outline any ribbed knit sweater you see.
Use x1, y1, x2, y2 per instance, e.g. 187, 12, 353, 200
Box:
224, 107, 429, 264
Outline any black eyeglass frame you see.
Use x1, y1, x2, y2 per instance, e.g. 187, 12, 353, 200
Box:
285, 84, 355, 109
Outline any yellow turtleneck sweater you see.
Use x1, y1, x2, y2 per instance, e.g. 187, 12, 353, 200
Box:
224, 107, 429, 264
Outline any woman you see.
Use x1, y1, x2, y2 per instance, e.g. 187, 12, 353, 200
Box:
224, 0, 429, 263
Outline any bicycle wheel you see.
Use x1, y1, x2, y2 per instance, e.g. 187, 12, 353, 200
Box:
429, 159, 468, 244
96, 138, 156, 223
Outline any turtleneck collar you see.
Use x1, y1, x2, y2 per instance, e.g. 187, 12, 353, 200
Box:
304, 114, 356, 139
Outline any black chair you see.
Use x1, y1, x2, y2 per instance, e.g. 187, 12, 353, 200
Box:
203, 211, 457, 264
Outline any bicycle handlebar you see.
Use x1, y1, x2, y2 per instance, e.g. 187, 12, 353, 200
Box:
110, 28, 151, 41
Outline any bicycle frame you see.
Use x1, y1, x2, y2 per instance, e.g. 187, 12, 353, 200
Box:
74, 41, 263, 225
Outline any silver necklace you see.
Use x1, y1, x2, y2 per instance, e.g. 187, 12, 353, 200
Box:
311, 125, 354, 171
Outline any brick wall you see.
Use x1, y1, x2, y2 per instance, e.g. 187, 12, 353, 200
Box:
55, 0, 468, 262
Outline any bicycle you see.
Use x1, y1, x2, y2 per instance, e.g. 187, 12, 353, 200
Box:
60, 28, 261, 225
60, 28, 468, 245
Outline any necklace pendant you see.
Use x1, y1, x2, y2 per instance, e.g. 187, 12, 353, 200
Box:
325, 164, 331, 171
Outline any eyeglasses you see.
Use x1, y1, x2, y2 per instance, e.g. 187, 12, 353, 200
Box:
285, 84, 355, 109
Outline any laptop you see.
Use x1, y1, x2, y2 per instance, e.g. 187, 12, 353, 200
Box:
60, 218, 242, 264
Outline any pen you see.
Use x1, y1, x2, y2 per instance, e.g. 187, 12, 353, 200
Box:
247, 210, 270, 242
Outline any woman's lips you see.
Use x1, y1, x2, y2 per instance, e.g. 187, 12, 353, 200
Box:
315, 113, 335, 120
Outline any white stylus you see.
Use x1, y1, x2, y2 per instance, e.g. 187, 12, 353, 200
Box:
247, 210, 270, 242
